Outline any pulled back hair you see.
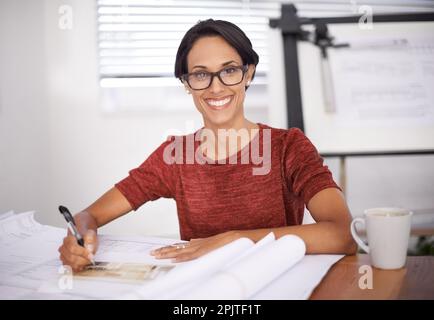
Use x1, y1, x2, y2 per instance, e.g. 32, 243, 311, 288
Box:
174, 19, 259, 83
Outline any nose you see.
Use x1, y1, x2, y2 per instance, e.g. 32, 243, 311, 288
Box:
208, 74, 225, 94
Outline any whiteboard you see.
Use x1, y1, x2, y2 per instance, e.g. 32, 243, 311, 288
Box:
297, 21, 434, 154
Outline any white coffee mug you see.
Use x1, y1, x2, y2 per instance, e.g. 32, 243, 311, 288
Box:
350, 207, 412, 269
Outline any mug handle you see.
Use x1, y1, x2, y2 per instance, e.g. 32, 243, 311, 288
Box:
350, 218, 370, 253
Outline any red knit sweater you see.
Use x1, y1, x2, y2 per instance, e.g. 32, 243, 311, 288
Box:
115, 123, 339, 240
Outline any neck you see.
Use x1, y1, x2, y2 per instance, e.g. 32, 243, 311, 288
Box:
200, 118, 260, 161
203, 117, 258, 137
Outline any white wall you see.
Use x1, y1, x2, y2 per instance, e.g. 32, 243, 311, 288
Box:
345, 155, 434, 217
0, 0, 51, 218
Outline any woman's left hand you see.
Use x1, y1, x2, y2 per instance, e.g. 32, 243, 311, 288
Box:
150, 231, 243, 262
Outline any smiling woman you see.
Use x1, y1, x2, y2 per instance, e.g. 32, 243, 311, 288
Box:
180, 36, 255, 131
58, 19, 356, 272
175, 20, 258, 133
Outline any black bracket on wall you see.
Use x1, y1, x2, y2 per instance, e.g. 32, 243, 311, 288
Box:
269, 4, 308, 131
269, 4, 434, 135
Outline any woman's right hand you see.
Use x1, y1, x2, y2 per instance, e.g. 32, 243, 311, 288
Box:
58, 230, 98, 272
57, 187, 133, 272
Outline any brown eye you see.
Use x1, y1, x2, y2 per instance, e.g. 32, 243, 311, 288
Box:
192, 71, 209, 81
223, 67, 237, 74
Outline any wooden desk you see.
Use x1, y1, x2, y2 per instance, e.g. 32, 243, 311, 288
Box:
310, 254, 434, 299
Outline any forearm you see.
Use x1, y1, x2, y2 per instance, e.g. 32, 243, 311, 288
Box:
237, 221, 357, 255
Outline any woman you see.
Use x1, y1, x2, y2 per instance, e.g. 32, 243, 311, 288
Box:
58, 19, 356, 272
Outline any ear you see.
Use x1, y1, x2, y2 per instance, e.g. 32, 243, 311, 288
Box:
182, 81, 191, 94
245, 65, 255, 88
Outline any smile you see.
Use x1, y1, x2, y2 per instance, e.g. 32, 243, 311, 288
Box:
205, 96, 233, 110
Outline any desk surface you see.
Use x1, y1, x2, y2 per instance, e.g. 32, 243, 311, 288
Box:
310, 254, 434, 299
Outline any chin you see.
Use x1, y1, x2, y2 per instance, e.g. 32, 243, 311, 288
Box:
204, 107, 239, 127
200, 98, 241, 127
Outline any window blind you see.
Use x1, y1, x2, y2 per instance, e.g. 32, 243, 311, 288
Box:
97, 0, 434, 84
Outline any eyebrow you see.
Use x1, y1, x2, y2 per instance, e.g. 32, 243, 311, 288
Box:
191, 60, 239, 71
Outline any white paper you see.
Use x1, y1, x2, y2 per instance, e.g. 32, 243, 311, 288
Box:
36, 235, 181, 299
95, 234, 179, 266
0, 212, 181, 299
0, 211, 43, 245
0, 213, 64, 283
251, 254, 344, 300
181, 235, 306, 300
1, 212, 344, 300
158, 233, 276, 300
329, 36, 434, 126
0, 285, 34, 300
126, 237, 255, 299
222, 232, 275, 270
0, 210, 14, 221
37, 274, 142, 299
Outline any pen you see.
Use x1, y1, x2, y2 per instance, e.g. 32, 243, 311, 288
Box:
58, 205, 95, 266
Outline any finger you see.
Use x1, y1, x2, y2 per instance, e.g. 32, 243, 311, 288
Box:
173, 241, 222, 262
63, 235, 83, 250
173, 249, 204, 262
59, 252, 70, 267
173, 255, 195, 262
64, 241, 89, 257
64, 234, 96, 263
59, 245, 73, 263
62, 239, 93, 262
83, 230, 98, 253
152, 246, 183, 259
153, 244, 197, 259
70, 253, 92, 270
150, 245, 169, 256
60, 255, 72, 272
60, 254, 78, 271
63, 235, 78, 246
59, 245, 92, 268
151, 243, 187, 256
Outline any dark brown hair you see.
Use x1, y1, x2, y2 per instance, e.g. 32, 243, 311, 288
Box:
174, 19, 259, 84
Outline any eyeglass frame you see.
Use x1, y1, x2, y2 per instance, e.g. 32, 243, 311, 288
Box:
181, 64, 249, 90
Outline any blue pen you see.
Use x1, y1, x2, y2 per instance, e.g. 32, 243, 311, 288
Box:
59, 205, 95, 265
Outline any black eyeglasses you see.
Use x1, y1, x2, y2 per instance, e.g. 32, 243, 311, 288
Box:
182, 65, 248, 90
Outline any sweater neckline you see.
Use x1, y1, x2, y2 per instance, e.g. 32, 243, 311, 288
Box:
194, 123, 266, 165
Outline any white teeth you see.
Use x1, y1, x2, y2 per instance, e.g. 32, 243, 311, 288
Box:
207, 97, 231, 107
